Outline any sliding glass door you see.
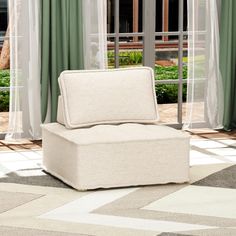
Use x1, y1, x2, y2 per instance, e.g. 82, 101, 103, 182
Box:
107, 0, 188, 128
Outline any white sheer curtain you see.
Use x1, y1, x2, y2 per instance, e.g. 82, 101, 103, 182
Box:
6, 0, 107, 140
83, 0, 107, 69
6, 0, 41, 141
183, 0, 223, 129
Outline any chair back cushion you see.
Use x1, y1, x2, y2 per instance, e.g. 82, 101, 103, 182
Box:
58, 67, 159, 129
57, 95, 64, 125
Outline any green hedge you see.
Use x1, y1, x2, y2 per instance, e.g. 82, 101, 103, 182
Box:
108, 50, 142, 66
0, 70, 10, 112
155, 65, 187, 104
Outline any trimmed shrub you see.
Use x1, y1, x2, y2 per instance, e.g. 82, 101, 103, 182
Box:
108, 50, 142, 66
0, 69, 10, 112
155, 65, 187, 104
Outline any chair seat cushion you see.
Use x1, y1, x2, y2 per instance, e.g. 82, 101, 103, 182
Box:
58, 67, 159, 129
44, 122, 189, 145
42, 123, 190, 190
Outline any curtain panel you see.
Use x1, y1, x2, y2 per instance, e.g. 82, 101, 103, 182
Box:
184, 0, 224, 130
83, 0, 107, 69
41, 0, 107, 122
41, 0, 84, 122
6, 0, 42, 140
220, 0, 236, 131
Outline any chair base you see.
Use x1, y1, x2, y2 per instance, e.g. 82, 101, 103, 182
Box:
42, 123, 190, 190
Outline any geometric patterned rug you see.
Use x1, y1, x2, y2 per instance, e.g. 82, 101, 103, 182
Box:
1, 138, 236, 235
0, 168, 69, 188
1, 163, 236, 235
193, 165, 236, 189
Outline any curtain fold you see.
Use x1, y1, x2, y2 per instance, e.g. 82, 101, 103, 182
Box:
220, 0, 236, 131
83, 0, 107, 69
184, 0, 223, 130
41, 0, 84, 122
41, 0, 107, 122
6, 0, 42, 140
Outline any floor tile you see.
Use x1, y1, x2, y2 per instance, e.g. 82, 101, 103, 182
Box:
0, 151, 28, 162
17, 151, 42, 160
190, 150, 224, 165
206, 148, 236, 156
0, 146, 11, 152
1, 160, 41, 174
220, 139, 236, 146
190, 140, 227, 149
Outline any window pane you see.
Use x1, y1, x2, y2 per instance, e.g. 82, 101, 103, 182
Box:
169, 0, 179, 32
119, 43, 143, 68
183, 0, 187, 31
119, 0, 132, 33
0, 1, 7, 51
155, 0, 162, 33
118, 0, 143, 33
107, 37, 115, 68
107, 0, 143, 34
107, 36, 143, 68
0, 12, 7, 32
0, 0, 8, 31
0, 0, 9, 134
107, 0, 114, 33
157, 90, 178, 124
107, 0, 188, 125
0, 70, 10, 134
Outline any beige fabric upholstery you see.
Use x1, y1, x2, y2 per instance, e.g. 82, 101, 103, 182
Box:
44, 67, 190, 190
57, 96, 64, 125
42, 123, 190, 190
58, 67, 159, 129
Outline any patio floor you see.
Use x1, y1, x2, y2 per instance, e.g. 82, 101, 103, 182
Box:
0, 112, 8, 133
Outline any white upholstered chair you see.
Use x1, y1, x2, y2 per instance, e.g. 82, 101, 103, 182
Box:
42, 67, 190, 190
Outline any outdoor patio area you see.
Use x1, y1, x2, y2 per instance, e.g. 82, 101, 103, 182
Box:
0, 0, 235, 235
